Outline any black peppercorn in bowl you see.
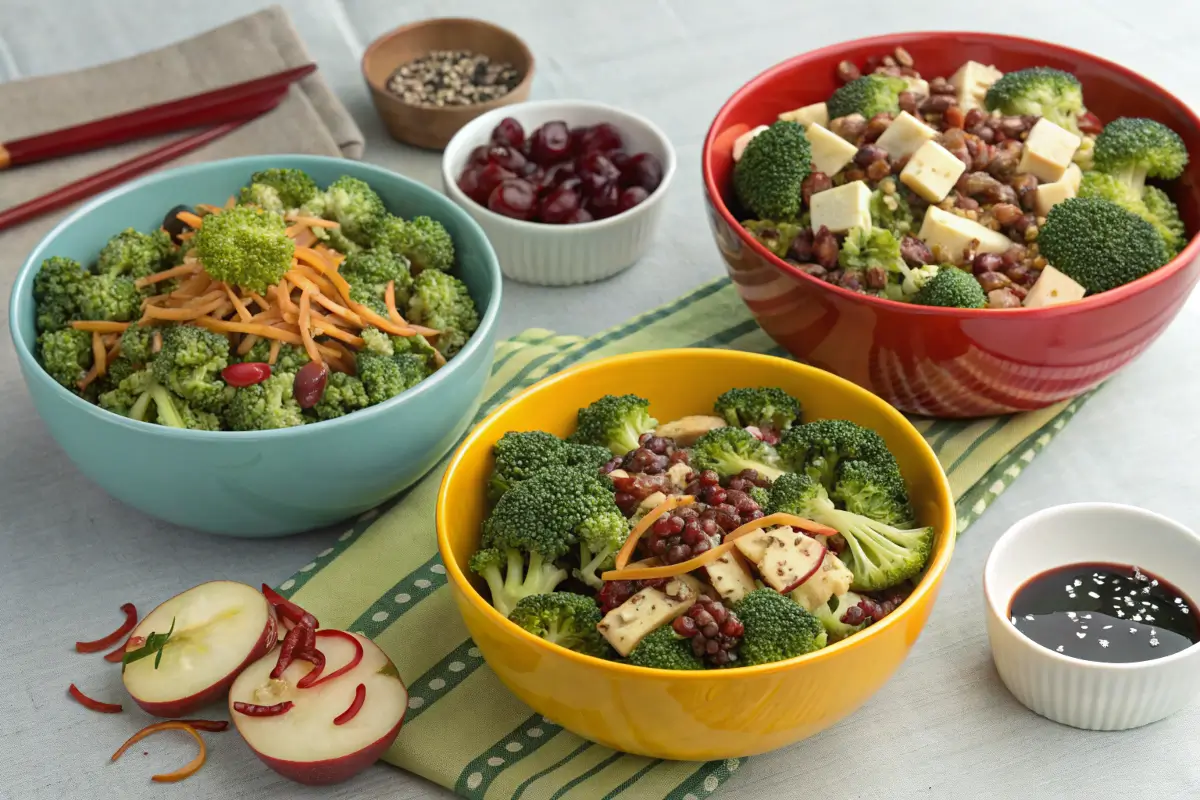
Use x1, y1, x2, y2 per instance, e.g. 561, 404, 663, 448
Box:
362, 17, 535, 150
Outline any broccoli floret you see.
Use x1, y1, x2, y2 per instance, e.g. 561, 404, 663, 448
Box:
828, 75, 908, 120
869, 180, 915, 238
489, 431, 613, 501
98, 367, 220, 429
391, 333, 441, 370
749, 485, 770, 508
1078, 171, 1185, 254
151, 325, 230, 412
565, 443, 614, 471
1093, 117, 1188, 195
38, 328, 92, 389
33, 256, 88, 333
119, 323, 155, 365
76, 274, 141, 322
98, 355, 142, 396
736, 588, 827, 666
742, 220, 802, 259
689, 427, 785, 482
831, 459, 913, 528
238, 168, 320, 212
1038, 196, 1170, 294
350, 283, 389, 317
225, 371, 305, 431
812, 591, 871, 642
766, 472, 932, 591
733, 120, 812, 221
508, 593, 609, 657
911, 265, 987, 309
777, 419, 897, 491
237, 339, 309, 373
360, 326, 394, 356
371, 214, 456, 272
984, 67, 1085, 132
569, 394, 658, 456
627, 625, 705, 670
96, 228, 173, 279
192, 205, 294, 293
311, 372, 370, 421
890, 262, 940, 301
356, 351, 427, 405
406, 270, 479, 357
713, 387, 801, 439
308, 176, 387, 245
310, 225, 361, 257
839, 226, 904, 274
341, 247, 414, 307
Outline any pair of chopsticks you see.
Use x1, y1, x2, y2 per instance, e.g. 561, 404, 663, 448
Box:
0, 63, 317, 233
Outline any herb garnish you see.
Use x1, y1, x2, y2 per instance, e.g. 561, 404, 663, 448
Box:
122, 617, 176, 668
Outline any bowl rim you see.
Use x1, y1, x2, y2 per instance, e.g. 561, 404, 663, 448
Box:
982, 501, 1200, 671
440, 98, 679, 232
436, 347, 957, 677
360, 16, 536, 115
701, 30, 1200, 319
7, 153, 503, 441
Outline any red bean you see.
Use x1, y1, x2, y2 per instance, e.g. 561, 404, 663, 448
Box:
222, 362, 271, 388
293, 362, 328, 409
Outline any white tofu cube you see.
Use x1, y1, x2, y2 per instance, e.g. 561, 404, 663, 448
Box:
1023, 264, 1087, 308
1035, 163, 1083, 217
950, 60, 1004, 111
779, 102, 828, 129
806, 123, 859, 177
918, 205, 1014, 259
732, 125, 769, 163
810, 180, 872, 234
874, 111, 938, 161
900, 140, 966, 203
1018, 118, 1082, 183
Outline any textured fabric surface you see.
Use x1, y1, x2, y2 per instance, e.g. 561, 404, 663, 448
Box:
272, 277, 1090, 799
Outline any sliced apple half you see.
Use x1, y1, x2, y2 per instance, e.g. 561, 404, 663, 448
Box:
756, 532, 827, 594
229, 631, 407, 786
122, 580, 277, 717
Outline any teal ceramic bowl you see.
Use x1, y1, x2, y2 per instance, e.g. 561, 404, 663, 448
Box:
9, 155, 502, 537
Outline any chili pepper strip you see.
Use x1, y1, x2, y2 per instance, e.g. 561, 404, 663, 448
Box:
261, 584, 319, 629
68, 683, 122, 713
233, 701, 294, 717
304, 630, 364, 689
333, 684, 366, 726
75, 603, 138, 653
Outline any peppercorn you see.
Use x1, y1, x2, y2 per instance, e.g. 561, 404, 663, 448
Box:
386, 50, 521, 107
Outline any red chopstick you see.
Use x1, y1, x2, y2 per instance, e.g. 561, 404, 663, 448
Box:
0, 90, 285, 233
0, 63, 315, 171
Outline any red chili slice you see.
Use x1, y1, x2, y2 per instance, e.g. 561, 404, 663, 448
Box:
303, 630, 364, 689
333, 684, 366, 726
75, 603, 138, 653
68, 683, 122, 713
295, 647, 326, 689
261, 584, 320, 629
271, 623, 307, 679
221, 362, 272, 387
233, 701, 294, 717
103, 634, 145, 663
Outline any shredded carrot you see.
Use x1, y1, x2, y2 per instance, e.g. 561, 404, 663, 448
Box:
432, 348, 448, 369
725, 513, 838, 541
311, 317, 365, 347
142, 294, 171, 306
91, 332, 107, 378
348, 302, 416, 336
141, 297, 226, 322
236, 334, 260, 356
409, 322, 441, 338
134, 262, 201, 289
111, 721, 206, 783
183, 289, 226, 308
295, 247, 354, 305
70, 320, 130, 334
384, 280, 407, 326
311, 292, 362, 326
273, 279, 297, 317
247, 292, 270, 312
196, 203, 223, 215
614, 496, 694, 571
286, 214, 340, 229
297, 289, 322, 364
224, 196, 236, 209
602, 541, 737, 582
169, 272, 211, 299
223, 284, 252, 322
194, 317, 304, 346
152, 331, 162, 353
250, 309, 282, 325
291, 228, 318, 248
268, 340, 281, 365
175, 210, 204, 229
292, 264, 338, 296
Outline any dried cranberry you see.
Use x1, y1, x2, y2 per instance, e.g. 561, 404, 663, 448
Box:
580, 122, 624, 154
475, 163, 517, 202
586, 182, 621, 219
530, 120, 572, 165
487, 179, 537, 221
621, 153, 664, 193
617, 186, 649, 213
538, 185, 582, 224
487, 145, 526, 172
578, 153, 622, 191
457, 167, 487, 204
598, 581, 638, 614
467, 145, 490, 166
491, 117, 525, 149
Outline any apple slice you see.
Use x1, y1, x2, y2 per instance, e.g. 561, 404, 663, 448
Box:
122, 581, 277, 717
229, 631, 408, 786
756, 532, 827, 594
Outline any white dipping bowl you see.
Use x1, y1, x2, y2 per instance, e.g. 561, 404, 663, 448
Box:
984, 503, 1200, 731
441, 99, 676, 286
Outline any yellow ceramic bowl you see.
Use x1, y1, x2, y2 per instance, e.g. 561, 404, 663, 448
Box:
436, 349, 955, 760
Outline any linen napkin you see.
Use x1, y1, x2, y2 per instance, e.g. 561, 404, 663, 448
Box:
279, 277, 1097, 800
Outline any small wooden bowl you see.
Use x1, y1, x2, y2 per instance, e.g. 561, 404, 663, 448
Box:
362, 18, 535, 151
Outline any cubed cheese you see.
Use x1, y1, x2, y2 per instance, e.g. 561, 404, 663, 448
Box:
874, 111, 938, 161
905, 77, 930, 98
807, 122, 859, 177
756, 532, 826, 594
596, 581, 698, 657
655, 415, 727, 447
1018, 118, 1081, 183
732, 125, 768, 163
810, 180, 872, 234
779, 102, 828, 128
950, 60, 1003, 111
733, 528, 781, 564
918, 205, 1014, 259
900, 140, 966, 203
791, 553, 855, 612
1035, 162, 1083, 216
1022, 264, 1087, 308
703, 550, 758, 604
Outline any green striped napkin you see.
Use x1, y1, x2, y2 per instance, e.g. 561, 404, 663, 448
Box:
278, 277, 1095, 800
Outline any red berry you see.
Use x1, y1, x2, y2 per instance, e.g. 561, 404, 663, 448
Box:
457, 167, 487, 203
530, 121, 572, 165
621, 152, 664, 193
475, 163, 517, 202
578, 152, 622, 194
468, 145, 490, 166
487, 179, 537, 221
221, 362, 271, 388
618, 186, 649, 214
581, 122, 624, 153
491, 117, 525, 149
538, 184, 582, 224
587, 182, 621, 219
487, 145, 526, 172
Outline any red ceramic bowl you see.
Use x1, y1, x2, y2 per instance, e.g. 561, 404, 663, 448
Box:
703, 32, 1200, 417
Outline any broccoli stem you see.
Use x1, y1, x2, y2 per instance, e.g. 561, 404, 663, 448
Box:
128, 389, 154, 422
576, 542, 617, 590
489, 549, 568, 618
149, 385, 185, 428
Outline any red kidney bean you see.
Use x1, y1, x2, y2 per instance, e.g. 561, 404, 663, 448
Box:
987, 288, 1022, 308
801, 172, 832, 206
866, 159, 892, 181
977, 271, 1011, 292
898, 91, 919, 115
854, 144, 888, 167
929, 76, 955, 95
992, 203, 1024, 227
964, 108, 986, 129
830, 113, 867, 143
293, 361, 328, 409
1078, 111, 1103, 136
972, 252, 1004, 275
812, 226, 840, 269
863, 113, 894, 143
836, 60, 861, 83
221, 362, 271, 388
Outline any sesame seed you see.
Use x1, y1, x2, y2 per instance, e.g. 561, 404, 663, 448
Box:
1133, 614, 1143, 621
1066, 611, 1077, 619
1083, 614, 1092, 619
1081, 625, 1088, 630
1151, 630, 1157, 636
1146, 615, 1155, 621
1103, 625, 1113, 630
1088, 592, 1100, 599
1011, 616, 1017, 625
1151, 580, 1159, 587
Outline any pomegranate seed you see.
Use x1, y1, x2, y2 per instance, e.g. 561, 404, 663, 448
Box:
476, 163, 517, 201
293, 361, 328, 409
491, 117, 525, 149
222, 362, 271, 388
617, 186, 649, 213
581, 122, 624, 153
621, 152, 664, 193
487, 145, 526, 172
487, 179, 538, 221
457, 167, 486, 203
468, 145, 490, 166
530, 120, 572, 165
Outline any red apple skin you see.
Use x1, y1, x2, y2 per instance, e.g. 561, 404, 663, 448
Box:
127, 602, 278, 718
247, 716, 405, 786
779, 544, 828, 594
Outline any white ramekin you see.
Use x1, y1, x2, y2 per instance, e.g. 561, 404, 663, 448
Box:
984, 503, 1200, 731
441, 99, 676, 286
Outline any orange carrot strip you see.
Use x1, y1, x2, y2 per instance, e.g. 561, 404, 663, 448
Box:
196, 203, 223, 214
311, 293, 363, 327
292, 264, 338, 296
298, 290, 322, 364
110, 721, 206, 783
292, 228, 317, 249
183, 289, 226, 308
431, 348, 448, 369
273, 279, 297, 317
348, 302, 417, 336
410, 322, 441, 337
194, 317, 304, 345
224, 196, 236, 209
384, 280, 407, 326
91, 332, 107, 378
69, 320, 130, 333
134, 262, 201, 289
602, 541, 737, 582
614, 496, 695, 571
175, 210, 204, 229
285, 214, 340, 228
142, 297, 226, 321
223, 284, 252, 322
236, 334, 260, 355
247, 292, 270, 312
725, 513, 839, 541
268, 340, 281, 365
295, 247, 354, 304
312, 317, 365, 347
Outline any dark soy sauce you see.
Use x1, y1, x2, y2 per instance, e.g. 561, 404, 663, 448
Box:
1009, 563, 1199, 663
